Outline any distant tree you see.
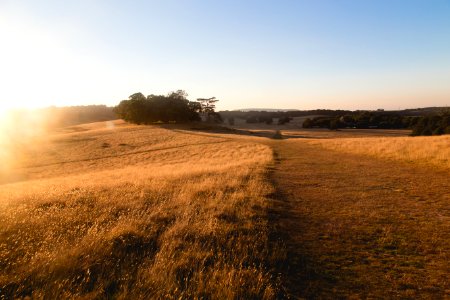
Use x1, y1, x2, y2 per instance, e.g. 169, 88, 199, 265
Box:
227, 117, 235, 125
278, 116, 292, 125
329, 119, 339, 130
196, 97, 222, 123
114, 94, 148, 124
114, 90, 201, 124
197, 97, 218, 114
410, 112, 450, 136
167, 90, 189, 100
129, 92, 146, 101
246, 116, 259, 123
302, 118, 313, 128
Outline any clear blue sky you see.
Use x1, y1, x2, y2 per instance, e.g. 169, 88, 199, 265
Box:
0, 0, 449, 111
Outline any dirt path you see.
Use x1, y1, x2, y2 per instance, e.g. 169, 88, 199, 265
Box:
266, 140, 449, 299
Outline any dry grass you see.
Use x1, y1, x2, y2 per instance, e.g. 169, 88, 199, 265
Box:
308, 135, 450, 171
0, 121, 282, 299
269, 139, 450, 298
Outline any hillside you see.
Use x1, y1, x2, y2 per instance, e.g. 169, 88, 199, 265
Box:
0, 120, 282, 298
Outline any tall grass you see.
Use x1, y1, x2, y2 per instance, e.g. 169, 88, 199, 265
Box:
309, 135, 450, 170
0, 121, 282, 299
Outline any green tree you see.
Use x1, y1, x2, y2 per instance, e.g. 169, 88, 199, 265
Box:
114, 91, 201, 124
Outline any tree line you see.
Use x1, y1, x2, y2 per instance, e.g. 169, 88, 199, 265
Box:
114, 90, 222, 124
302, 111, 450, 136
219, 109, 353, 122
219, 107, 448, 124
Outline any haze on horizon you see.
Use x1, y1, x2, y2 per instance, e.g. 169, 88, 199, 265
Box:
0, 0, 449, 112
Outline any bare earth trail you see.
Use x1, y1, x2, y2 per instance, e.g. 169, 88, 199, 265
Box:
264, 139, 449, 299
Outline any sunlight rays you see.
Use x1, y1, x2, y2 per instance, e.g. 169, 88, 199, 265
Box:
0, 108, 53, 183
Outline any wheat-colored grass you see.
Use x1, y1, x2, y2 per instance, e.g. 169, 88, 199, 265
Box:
0, 121, 282, 299
308, 135, 450, 170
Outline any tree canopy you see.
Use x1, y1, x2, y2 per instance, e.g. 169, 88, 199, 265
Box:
114, 90, 203, 124
301, 110, 450, 136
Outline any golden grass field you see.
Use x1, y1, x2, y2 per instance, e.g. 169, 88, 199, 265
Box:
1, 119, 449, 299
308, 135, 450, 171
0, 120, 283, 299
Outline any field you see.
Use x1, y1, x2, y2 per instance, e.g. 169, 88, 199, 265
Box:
309, 135, 450, 171
0, 121, 281, 299
1, 120, 449, 299
268, 138, 449, 298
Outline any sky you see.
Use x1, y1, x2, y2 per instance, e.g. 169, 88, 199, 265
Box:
0, 0, 449, 111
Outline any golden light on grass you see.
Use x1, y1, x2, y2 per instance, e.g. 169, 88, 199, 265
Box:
0, 109, 15, 180
0, 108, 53, 184
0, 121, 282, 298
308, 135, 450, 171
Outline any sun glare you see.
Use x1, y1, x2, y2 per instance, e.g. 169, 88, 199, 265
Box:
0, 102, 52, 182
0, 103, 11, 133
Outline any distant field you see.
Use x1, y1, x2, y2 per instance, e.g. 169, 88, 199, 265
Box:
308, 135, 450, 171
0, 120, 281, 299
230, 117, 411, 139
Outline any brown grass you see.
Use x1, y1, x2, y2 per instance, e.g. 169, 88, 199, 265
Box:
308, 135, 450, 171
268, 138, 450, 298
0, 121, 283, 299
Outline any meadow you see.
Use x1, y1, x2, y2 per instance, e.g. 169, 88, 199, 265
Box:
308, 134, 450, 171
0, 121, 282, 299
1, 119, 449, 299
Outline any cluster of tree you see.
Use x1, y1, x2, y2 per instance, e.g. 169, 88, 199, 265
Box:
302, 111, 450, 135
243, 115, 293, 125
303, 112, 408, 129
114, 90, 221, 124
410, 113, 450, 136
219, 107, 448, 123
220, 109, 353, 123
278, 116, 293, 125
245, 115, 273, 124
